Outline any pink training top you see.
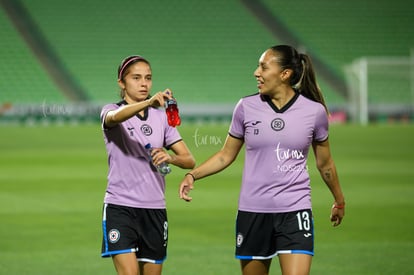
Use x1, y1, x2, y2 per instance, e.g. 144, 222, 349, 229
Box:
100, 101, 182, 209
229, 93, 329, 213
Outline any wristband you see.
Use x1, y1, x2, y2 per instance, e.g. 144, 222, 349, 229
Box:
332, 202, 345, 209
185, 172, 196, 182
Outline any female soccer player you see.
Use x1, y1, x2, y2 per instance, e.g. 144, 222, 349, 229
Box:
100, 55, 195, 275
179, 45, 345, 275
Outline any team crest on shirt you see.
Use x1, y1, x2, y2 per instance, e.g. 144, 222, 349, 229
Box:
109, 229, 120, 243
140, 124, 153, 136
271, 118, 285, 131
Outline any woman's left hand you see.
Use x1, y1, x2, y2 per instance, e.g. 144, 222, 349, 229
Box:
330, 204, 345, 227
150, 147, 172, 166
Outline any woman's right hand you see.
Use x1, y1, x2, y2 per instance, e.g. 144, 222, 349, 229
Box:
179, 174, 195, 202
148, 89, 173, 107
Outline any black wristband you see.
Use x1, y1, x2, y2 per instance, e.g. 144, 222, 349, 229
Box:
185, 172, 196, 181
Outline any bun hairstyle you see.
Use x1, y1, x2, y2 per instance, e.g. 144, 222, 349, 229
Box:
117, 55, 151, 98
117, 55, 150, 81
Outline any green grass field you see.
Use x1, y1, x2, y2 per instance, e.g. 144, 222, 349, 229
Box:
1, 123, 413, 274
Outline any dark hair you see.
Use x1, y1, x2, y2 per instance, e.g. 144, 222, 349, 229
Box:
270, 45, 328, 113
117, 55, 151, 98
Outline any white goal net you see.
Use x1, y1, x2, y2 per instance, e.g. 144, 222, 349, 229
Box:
345, 51, 414, 124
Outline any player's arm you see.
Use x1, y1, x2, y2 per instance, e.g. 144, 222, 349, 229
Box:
179, 135, 244, 202
104, 100, 150, 128
312, 139, 345, 226
104, 92, 169, 128
150, 140, 195, 169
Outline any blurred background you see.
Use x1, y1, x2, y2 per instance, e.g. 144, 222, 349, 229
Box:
1, 1, 414, 274
1, 0, 413, 125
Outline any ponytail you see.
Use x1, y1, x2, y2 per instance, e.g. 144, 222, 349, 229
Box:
299, 54, 328, 113
270, 45, 328, 113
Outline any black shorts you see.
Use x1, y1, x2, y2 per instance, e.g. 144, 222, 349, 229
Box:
101, 204, 168, 263
235, 209, 314, 260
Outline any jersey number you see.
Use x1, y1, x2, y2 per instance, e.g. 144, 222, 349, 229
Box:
296, 211, 311, 231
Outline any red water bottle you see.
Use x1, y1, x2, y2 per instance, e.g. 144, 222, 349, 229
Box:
166, 98, 181, 127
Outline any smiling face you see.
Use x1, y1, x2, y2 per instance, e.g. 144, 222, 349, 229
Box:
118, 61, 152, 103
254, 49, 292, 96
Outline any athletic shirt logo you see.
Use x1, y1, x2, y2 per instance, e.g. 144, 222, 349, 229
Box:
271, 118, 285, 131
140, 124, 153, 136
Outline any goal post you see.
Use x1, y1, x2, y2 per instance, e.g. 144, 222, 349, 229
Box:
345, 51, 414, 124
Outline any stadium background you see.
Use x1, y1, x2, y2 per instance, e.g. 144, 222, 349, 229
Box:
1, 0, 414, 274
1, 0, 413, 122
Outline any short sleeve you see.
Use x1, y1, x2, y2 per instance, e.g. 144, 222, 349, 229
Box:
228, 99, 245, 139
164, 124, 182, 148
100, 103, 118, 130
313, 105, 329, 142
